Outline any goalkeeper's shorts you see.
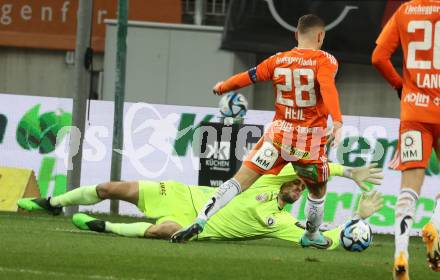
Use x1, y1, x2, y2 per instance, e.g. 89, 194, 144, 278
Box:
137, 180, 199, 227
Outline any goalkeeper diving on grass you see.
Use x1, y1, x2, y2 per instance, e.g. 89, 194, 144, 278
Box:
17, 163, 383, 248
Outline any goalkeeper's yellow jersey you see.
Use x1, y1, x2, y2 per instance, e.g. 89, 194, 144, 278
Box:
194, 163, 343, 241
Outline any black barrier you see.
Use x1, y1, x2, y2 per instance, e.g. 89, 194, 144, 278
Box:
198, 122, 264, 187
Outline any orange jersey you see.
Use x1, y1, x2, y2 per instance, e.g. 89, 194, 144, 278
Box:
255, 48, 341, 126
374, 0, 440, 124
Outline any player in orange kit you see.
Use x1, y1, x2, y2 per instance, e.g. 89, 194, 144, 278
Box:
171, 14, 344, 248
372, 1, 440, 279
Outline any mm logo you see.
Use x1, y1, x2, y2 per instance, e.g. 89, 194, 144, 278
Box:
402, 149, 418, 159
251, 142, 278, 171
16, 104, 72, 154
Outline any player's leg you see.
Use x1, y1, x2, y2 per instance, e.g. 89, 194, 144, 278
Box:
421, 127, 440, 271
171, 138, 285, 243
73, 181, 192, 239
294, 160, 331, 248
395, 168, 423, 267
95, 181, 139, 205
72, 213, 153, 238
300, 181, 331, 248
72, 213, 180, 239
393, 121, 432, 279
145, 222, 182, 239
18, 181, 139, 215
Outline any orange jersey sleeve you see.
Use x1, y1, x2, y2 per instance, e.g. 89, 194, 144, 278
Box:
317, 55, 342, 123
372, 13, 403, 90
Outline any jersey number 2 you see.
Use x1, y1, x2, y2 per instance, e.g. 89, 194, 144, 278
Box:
407, 20, 440, 70
274, 68, 316, 108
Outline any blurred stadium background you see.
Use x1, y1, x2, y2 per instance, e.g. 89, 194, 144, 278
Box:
0, 0, 438, 279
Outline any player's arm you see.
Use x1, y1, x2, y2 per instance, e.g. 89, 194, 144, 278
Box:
328, 163, 384, 191
213, 56, 275, 95
371, 13, 403, 98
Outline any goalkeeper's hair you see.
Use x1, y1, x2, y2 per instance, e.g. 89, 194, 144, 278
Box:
297, 14, 325, 34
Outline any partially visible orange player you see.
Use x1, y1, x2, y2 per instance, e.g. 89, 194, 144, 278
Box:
372, 0, 440, 279
171, 14, 343, 248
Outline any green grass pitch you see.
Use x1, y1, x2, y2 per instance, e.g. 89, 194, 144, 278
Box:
0, 212, 438, 280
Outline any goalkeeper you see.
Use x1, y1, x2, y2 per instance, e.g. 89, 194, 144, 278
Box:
18, 163, 383, 248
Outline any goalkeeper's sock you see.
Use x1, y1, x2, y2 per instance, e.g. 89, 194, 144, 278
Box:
304, 194, 325, 240
394, 188, 418, 259
50, 185, 101, 207
105, 222, 152, 238
430, 194, 440, 232
196, 178, 241, 223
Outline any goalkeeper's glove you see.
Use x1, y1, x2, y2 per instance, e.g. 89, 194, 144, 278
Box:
355, 190, 384, 220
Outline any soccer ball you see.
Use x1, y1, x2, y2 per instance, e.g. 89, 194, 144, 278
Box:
219, 92, 248, 118
340, 219, 373, 252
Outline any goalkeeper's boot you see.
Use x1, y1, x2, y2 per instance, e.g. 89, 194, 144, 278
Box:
72, 213, 106, 232
299, 232, 332, 249
170, 219, 205, 243
393, 252, 409, 280
421, 222, 440, 272
17, 197, 62, 216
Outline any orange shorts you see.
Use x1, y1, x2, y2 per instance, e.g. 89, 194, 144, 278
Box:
243, 136, 329, 184
396, 121, 440, 171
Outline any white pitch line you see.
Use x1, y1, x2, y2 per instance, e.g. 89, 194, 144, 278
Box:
0, 266, 147, 280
